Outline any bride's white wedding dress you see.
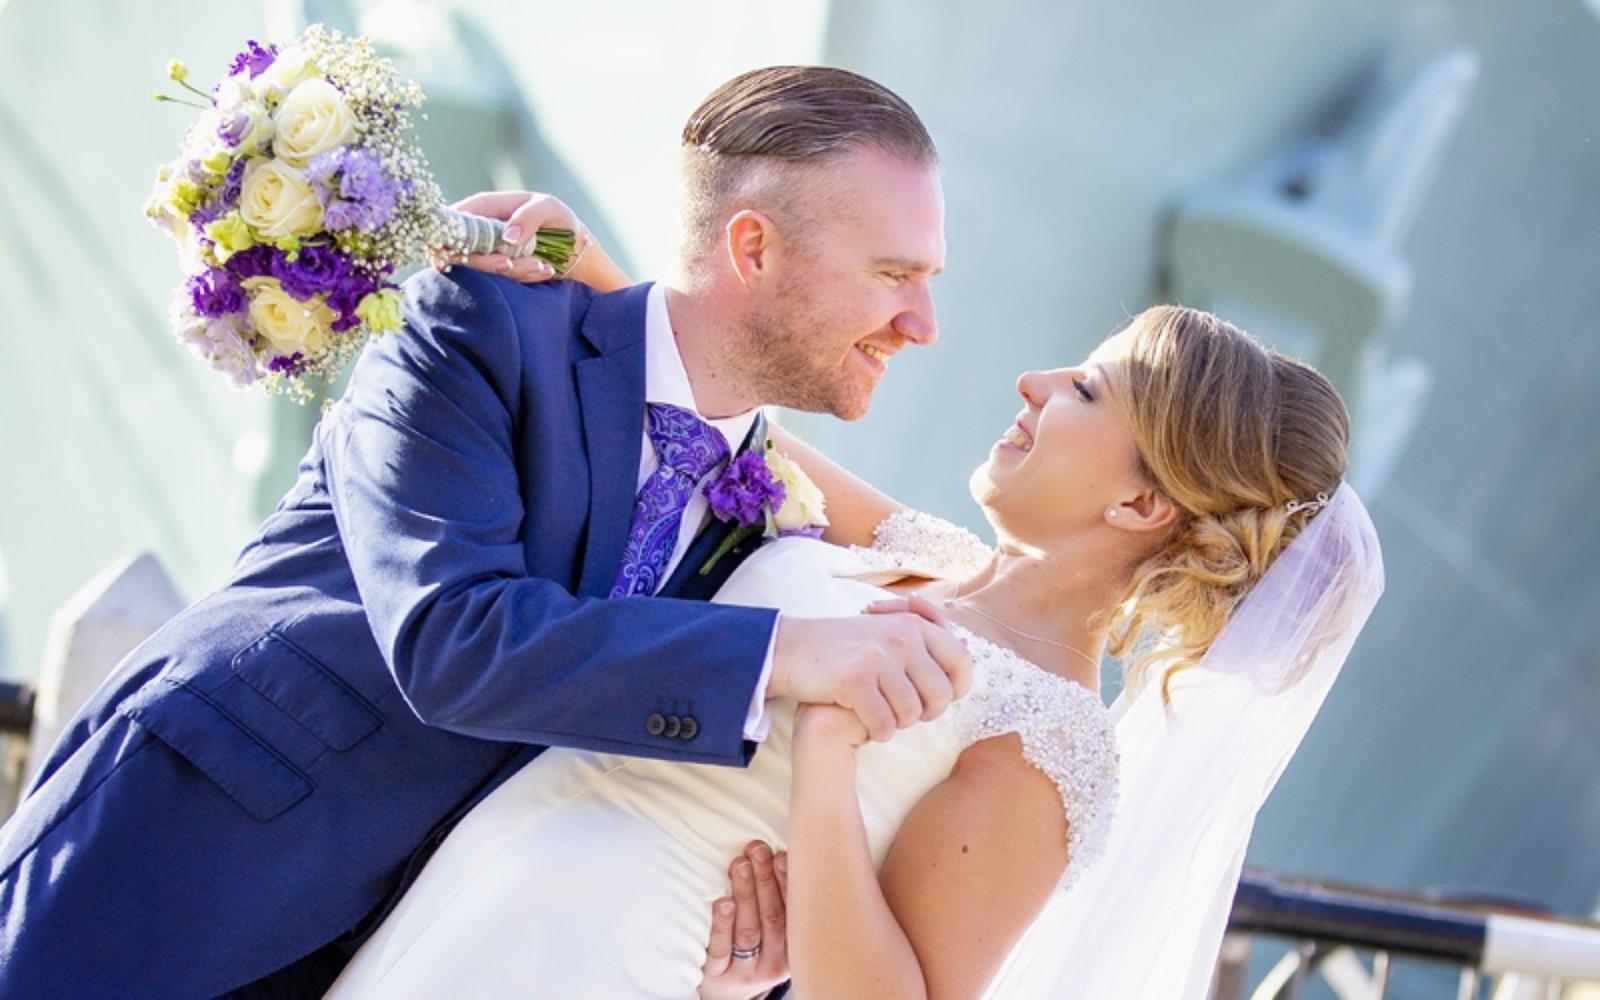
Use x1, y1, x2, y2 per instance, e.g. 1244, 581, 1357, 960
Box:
328, 512, 1120, 999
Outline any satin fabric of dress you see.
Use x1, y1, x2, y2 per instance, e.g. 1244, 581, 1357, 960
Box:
327, 537, 967, 999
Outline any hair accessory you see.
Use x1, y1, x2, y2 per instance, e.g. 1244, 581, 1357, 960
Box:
1285, 492, 1331, 517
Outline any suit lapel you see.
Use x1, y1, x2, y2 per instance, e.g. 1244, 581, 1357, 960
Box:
573, 284, 652, 598
658, 411, 770, 601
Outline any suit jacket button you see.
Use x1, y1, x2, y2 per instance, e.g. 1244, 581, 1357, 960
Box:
662, 714, 682, 739
646, 713, 667, 737
679, 716, 699, 740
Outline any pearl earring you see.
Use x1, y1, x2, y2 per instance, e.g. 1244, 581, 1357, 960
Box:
1107, 508, 1119, 519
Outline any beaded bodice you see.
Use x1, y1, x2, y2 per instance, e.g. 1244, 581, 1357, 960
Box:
853, 508, 1120, 893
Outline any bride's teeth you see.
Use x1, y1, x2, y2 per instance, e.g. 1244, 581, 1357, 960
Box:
1004, 427, 1033, 451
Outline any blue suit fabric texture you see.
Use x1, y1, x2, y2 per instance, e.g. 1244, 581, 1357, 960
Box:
0, 273, 778, 998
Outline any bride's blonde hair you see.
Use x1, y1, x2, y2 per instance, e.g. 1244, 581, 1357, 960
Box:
1105, 306, 1350, 699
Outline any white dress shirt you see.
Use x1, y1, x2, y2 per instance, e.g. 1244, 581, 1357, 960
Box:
639, 283, 776, 741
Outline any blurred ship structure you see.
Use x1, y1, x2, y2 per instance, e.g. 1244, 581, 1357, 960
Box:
2, 0, 1597, 995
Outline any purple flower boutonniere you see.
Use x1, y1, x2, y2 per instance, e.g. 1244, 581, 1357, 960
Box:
699, 439, 829, 575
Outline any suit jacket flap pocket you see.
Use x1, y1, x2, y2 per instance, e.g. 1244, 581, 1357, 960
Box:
232, 631, 381, 751
119, 680, 311, 822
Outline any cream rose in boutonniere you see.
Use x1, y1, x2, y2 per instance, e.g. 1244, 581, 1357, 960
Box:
766, 446, 830, 533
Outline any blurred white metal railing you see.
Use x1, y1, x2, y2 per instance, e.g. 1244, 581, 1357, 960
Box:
1218, 870, 1600, 1000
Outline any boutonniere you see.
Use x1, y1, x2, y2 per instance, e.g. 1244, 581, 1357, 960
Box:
699, 438, 829, 575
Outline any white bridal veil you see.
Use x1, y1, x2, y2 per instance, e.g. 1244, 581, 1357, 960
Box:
985, 483, 1386, 998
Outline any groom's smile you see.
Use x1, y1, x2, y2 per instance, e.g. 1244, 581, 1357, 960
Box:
856, 342, 892, 374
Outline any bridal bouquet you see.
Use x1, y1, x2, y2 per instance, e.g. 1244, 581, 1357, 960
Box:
145, 25, 574, 401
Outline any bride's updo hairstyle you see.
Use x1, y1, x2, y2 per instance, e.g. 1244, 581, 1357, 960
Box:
1106, 306, 1350, 699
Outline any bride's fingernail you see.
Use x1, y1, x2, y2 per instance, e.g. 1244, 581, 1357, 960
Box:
718, 899, 735, 916
502, 224, 523, 244
736, 861, 752, 878
775, 856, 787, 873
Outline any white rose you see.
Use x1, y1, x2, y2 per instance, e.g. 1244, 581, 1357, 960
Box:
766, 448, 829, 531
242, 277, 335, 358
252, 45, 318, 99
238, 159, 324, 239
271, 78, 357, 167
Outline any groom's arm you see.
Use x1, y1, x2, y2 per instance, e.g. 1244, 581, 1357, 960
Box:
323, 268, 773, 765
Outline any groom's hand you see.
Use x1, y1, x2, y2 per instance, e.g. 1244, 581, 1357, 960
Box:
769, 597, 972, 743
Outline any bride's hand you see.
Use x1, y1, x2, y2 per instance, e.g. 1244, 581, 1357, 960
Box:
429, 190, 584, 283
432, 190, 633, 292
794, 704, 871, 749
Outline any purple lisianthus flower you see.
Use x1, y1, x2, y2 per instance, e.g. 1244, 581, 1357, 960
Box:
271, 243, 351, 300
228, 41, 277, 79
217, 112, 250, 148
326, 270, 380, 332
706, 451, 785, 527
306, 146, 403, 232
186, 268, 247, 318
223, 244, 277, 281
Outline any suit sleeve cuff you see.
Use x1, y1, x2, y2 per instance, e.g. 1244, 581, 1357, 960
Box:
741, 614, 780, 742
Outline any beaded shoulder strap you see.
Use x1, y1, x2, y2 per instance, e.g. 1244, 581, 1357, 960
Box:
951, 626, 1120, 893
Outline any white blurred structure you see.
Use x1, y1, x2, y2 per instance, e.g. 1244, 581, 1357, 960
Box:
23, 553, 185, 788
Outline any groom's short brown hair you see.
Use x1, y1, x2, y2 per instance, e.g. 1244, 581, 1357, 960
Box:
679, 66, 937, 263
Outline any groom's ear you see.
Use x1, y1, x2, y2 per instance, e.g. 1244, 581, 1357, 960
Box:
725, 209, 778, 289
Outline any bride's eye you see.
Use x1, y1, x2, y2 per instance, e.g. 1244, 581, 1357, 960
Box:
1073, 377, 1094, 402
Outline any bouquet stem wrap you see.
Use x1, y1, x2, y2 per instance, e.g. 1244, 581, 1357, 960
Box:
434, 208, 576, 264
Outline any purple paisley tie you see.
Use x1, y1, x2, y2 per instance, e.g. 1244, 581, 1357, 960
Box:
609, 402, 732, 598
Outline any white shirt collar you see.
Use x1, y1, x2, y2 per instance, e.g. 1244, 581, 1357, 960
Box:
644, 283, 760, 453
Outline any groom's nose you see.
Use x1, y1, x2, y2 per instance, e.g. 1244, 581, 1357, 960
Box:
891, 286, 938, 346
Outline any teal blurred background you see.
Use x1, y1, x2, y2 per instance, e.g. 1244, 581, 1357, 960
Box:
2, 1, 1597, 993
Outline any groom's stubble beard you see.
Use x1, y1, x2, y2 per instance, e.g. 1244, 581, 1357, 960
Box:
735, 269, 873, 419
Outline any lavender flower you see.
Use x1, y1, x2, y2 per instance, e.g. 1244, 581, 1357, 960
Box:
173, 300, 262, 390
706, 451, 786, 527
270, 243, 351, 299
228, 41, 277, 79
306, 146, 403, 232
186, 268, 246, 317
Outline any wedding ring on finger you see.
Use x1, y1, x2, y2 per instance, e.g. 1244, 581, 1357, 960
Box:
731, 945, 760, 961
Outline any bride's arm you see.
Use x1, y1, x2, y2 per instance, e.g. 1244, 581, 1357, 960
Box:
787, 707, 1067, 998
443, 190, 632, 291
768, 425, 905, 548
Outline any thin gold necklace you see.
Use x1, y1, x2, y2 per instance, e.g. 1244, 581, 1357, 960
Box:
941, 595, 1102, 673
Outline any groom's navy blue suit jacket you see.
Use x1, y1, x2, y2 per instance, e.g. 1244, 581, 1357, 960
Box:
0, 271, 778, 998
